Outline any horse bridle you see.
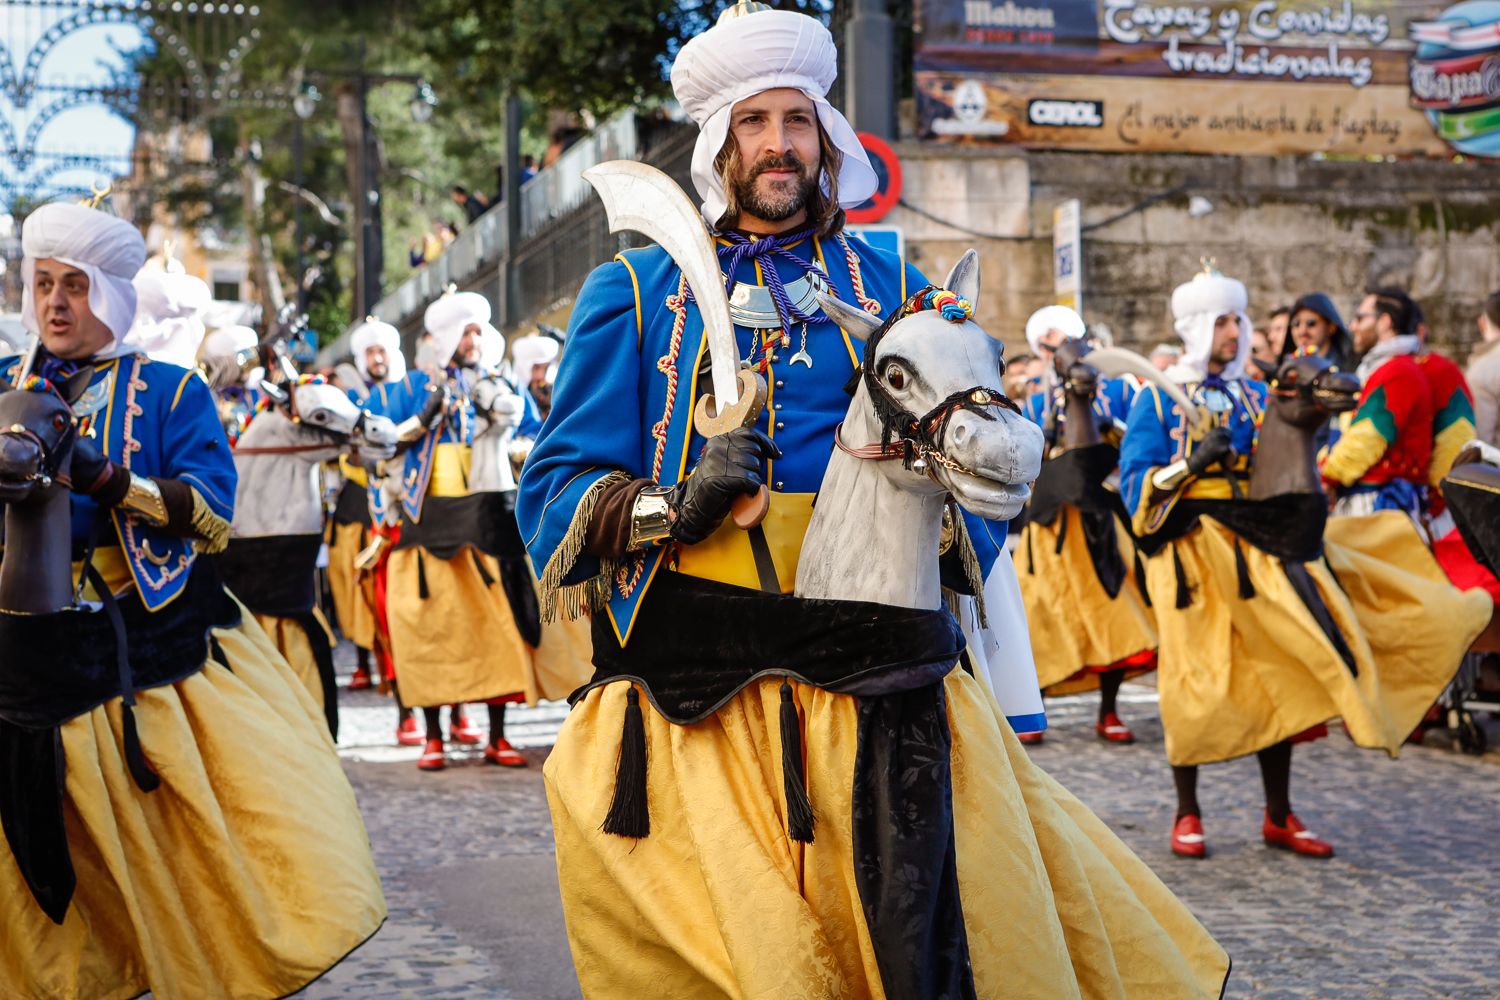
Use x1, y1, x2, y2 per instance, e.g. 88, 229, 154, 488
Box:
0, 392, 78, 488
230, 387, 369, 456
835, 286, 1019, 480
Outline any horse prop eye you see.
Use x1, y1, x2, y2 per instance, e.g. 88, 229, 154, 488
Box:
884, 364, 907, 391
52, 414, 67, 432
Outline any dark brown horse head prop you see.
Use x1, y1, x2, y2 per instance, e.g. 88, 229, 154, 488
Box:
1052, 337, 1098, 401
0, 369, 92, 504
1262, 352, 1360, 430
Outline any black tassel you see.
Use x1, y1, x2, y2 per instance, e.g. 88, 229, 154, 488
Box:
1053, 508, 1069, 555
601, 687, 649, 838
208, 635, 231, 671
1234, 537, 1256, 599
1173, 544, 1192, 609
472, 551, 496, 588
779, 681, 815, 843
1026, 524, 1036, 575
1134, 550, 1152, 608
120, 704, 160, 793
416, 551, 430, 600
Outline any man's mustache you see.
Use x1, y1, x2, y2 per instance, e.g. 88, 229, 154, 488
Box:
749, 153, 807, 179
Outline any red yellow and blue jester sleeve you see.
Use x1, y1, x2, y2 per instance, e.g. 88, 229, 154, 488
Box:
517, 260, 644, 621
1321, 361, 1419, 487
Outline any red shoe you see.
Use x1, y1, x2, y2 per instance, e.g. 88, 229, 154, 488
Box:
450, 707, 484, 745
1171, 814, 1207, 858
417, 738, 446, 771
1262, 812, 1334, 858
1016, 730, 1045, 745
396, 715, 424, 747
1095, 712, 1136, 744
483, 738, 528, 767
348, 667, 373, 691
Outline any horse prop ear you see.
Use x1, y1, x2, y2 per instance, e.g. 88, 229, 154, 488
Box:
257, 378, 289, 407
1250, 356, 1278, 380
942, 249, 981, 311
60, 368, 95, 406
816, 291, 882, 344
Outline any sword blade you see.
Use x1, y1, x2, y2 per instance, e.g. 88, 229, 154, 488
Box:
582, 161, 740, 408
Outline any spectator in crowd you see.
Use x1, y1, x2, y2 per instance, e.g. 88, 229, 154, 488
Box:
450, 184, 490, 222
1267, 305, 1291, 356
1468, 289, 1500, 445
1249, 327, 1274, 378
1004, 353, 1033, 400
1023, 355, 1047, 397
520, 155, 537, 184
1281, 292, 1354, 370
1149, 343, 1181, 371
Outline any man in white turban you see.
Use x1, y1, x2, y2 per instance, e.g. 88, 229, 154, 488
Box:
366, 287, 539, 770
122, 257, 213, 370
347, 316, 407, 387
517, 6, 1228, 998
0, 202, 385, 995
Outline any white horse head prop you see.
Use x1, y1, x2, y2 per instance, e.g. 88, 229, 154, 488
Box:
796, 250, 1044, 610
468, 374, 527, 492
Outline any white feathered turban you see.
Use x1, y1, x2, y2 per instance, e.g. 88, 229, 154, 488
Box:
21, 202, 146, 356
1169, 268, 1251, 383
348, 317, 407, 383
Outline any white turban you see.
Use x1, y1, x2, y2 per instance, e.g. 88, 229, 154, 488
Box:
348, 318, 407, 383
202, 324, 259, 359
20, 202, 146, 357
1169, 269, 1251, 383
423, 290, 496, 369
1024, 305, 1085, 354
670, 7, 877, 228
123, 267, 213, 369
510, 334, 559, 378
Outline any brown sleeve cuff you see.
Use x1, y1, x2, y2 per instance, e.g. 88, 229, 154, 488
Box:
91, 463, 132, 508
153, 477, 199, 537
582, 478, 654, 560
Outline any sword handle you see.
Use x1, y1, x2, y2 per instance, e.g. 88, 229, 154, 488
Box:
732, 486, 770, 529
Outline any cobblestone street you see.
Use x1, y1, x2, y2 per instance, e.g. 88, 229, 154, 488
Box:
302, 650, 1500, 999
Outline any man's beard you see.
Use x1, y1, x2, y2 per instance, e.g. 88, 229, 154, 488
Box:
367, 363, 388, 382
731, 152, 818, 224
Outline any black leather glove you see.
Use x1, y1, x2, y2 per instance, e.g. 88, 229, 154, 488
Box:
69, 435, 115, 495
416, 384, 448, 429
1185, 426, 1234, 476
669, 427, 781, 544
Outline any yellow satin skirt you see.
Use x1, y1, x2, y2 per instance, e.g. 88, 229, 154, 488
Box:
546, 671, 1229, 999
0, 604, 386, 1000
1144, 517, 1439, 767
1324, 511, 1490, 716
385, 546, 531, 707
528, 608, 595, 703
252, 608, 334, 710
326, 520, 375, 650
1018, 509, 1157, 694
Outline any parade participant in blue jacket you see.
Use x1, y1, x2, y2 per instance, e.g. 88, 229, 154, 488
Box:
518, 6, 1228, 997
0, 201, 384, 998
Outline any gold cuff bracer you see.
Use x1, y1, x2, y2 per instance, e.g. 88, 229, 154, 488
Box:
189, 488, 231, 553
628, 486, 676, 551
120, 474, 169, 526
1151, 460, 1192, 494
395, 416, 429, 443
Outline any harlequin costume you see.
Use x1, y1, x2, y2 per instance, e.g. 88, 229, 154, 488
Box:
367, 291, 540, 770
0, 203, 384, 998
1120, 267, 1480, 861
517, 8, 1227, 997
1017, 307, 1156, 744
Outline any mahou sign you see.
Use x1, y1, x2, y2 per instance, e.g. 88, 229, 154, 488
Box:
914, 0, 1500, 158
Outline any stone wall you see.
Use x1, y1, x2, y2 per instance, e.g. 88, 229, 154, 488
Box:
886, 144, 1500, 365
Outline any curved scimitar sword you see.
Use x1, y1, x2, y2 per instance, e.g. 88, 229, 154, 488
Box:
1085, 347, 1208, 434
582, 160, 769, 527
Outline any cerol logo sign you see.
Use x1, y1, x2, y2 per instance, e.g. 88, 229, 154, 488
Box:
1027, 99, 1104, 128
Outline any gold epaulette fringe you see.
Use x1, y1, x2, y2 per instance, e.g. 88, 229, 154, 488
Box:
539, 470, 632, 623
955, 514, 989, 630
189, 489, 231, 554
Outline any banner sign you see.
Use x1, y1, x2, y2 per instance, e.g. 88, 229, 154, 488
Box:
1053, 199, 1082, 312
914, 0, 1500, 157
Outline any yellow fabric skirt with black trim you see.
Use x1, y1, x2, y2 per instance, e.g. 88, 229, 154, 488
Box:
385, 545, 531, 707
252, 607, 335, 710
0, 603, 386, 1000
545, 671, 1229, 999
528, 608, 594, 703
1018, 509, 1157, 694
1323, 511, 1491, 709
1144, 516, 1446, 767
326, 520, 375, 650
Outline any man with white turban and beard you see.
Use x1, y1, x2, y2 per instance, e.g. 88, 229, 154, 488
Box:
519, 4, 1228, 996
0, 202, 384, 996
367, 290, 538, 770
331, 317, 407, 697
1119, 264, 1472, 863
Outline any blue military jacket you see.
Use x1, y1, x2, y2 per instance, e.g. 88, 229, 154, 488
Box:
0, 353, 236, 611
518, 230, 1008, 645
365, 368, 485, 523
1023, 376, 1137, 440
